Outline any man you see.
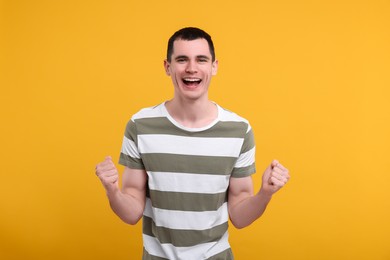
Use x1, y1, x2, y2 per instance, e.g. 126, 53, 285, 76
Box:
95, 27, 290, 260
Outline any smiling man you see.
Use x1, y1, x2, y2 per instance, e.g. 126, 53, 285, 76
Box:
95, 27, 290, 260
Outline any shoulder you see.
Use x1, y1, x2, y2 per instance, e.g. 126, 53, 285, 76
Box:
130, 103, 166, 121
124, 103, 168, 135
218, 105, 249, 124
217, 104, 252, 133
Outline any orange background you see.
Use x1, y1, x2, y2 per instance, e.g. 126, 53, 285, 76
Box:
1, 1, 390, 259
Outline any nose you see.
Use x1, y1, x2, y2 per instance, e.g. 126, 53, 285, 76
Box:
185, 60, 197, 74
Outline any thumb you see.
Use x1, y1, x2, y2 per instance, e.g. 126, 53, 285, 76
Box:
266, 159, 278, 173
263, 163, 272, 179
271, 159, 279, 169
265, 160, 278, 185
105, 156, 113, 163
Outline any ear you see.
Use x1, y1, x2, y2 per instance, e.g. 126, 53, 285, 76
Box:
164, 59, 171, 76
212, 59, 218, 76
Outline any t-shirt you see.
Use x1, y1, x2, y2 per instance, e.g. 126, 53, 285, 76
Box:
119, 102, 256, 260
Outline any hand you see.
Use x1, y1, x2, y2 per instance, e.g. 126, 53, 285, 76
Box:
95, 156, 119, 194
261, 160, 290, 196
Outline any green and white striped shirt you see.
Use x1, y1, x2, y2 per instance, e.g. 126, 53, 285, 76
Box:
119, 102, 256, 260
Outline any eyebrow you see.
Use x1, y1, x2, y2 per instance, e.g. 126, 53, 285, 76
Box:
174, 55, 211, 61
174, 55, 188, 60
197, 55, 210, 60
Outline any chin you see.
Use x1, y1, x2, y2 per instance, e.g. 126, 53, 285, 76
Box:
183, 92, 208, 101
175, 83, 209, 101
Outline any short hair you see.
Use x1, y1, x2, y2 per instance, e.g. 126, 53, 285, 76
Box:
166, 27, 216, 62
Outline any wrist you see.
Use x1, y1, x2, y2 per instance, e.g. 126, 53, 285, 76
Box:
258, 188, 273, 201
106, 185, 120, 200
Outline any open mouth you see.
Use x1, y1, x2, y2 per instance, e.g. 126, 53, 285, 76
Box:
182, 78, 202, 87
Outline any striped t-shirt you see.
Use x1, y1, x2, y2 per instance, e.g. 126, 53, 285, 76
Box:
119, 102, 256, 260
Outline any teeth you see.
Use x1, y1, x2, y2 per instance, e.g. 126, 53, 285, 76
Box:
184, 78, 201, 82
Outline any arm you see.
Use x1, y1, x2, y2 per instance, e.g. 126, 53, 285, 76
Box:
228, 160, 290, 229
95, 156, 147, 225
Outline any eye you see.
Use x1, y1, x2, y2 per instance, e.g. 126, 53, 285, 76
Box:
197, 56, 210, 63
176, 57, 187, 63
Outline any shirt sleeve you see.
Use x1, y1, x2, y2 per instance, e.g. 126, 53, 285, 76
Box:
118, 119, 145, 169
231, 124, 256, 178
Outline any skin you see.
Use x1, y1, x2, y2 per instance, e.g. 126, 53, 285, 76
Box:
163, 39, 219, 128
95, 38, 290, 228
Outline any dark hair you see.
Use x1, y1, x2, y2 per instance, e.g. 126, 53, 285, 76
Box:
166, 27, 216, 62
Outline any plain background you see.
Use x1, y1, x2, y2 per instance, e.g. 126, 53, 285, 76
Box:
1, 0, 389, 259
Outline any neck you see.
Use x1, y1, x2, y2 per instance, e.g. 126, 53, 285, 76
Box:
165, 97, 218, 128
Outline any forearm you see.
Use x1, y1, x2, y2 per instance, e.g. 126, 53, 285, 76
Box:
106, 188, 144, 225
229, 189, 272, 229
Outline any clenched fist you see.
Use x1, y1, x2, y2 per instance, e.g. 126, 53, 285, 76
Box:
95, 156, 119, 194
261, 160, 290, 195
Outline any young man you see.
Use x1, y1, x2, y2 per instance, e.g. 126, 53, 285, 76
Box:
95, 27, 290, 260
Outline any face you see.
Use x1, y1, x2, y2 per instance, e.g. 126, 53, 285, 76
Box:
164, 38, 218, 102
